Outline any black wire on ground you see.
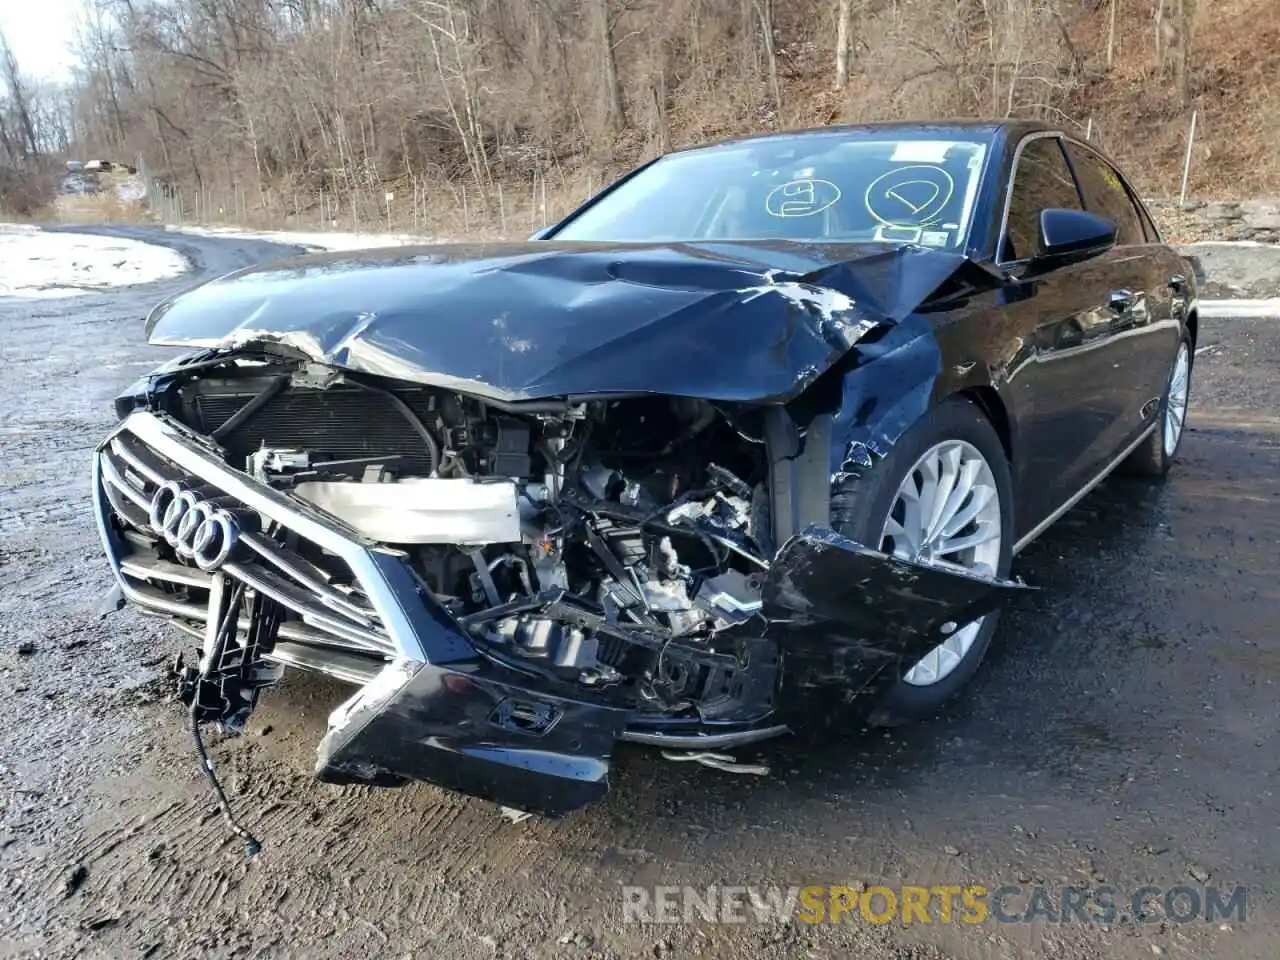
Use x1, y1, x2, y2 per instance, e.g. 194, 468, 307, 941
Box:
188, 581, 262, 858
190, 709, 263, 858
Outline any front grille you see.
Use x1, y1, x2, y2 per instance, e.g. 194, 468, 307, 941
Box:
189, 384, 443, 475
95, 415, 401, 677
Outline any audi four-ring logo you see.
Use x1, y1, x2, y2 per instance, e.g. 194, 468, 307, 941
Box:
148, 481, 240, 571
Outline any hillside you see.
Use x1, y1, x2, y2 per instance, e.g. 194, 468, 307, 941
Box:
5, 0, 1279, 233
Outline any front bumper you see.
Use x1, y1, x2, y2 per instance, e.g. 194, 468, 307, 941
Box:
94, 411, 635, 815
94, 411, 1030, 815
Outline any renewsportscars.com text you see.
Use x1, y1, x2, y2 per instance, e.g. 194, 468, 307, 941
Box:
621, 884, 1248, 925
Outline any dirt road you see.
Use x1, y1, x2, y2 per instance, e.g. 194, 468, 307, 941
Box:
2, 228, 1279, 960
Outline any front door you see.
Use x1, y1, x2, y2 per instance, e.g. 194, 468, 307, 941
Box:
995, 135, 1127, 534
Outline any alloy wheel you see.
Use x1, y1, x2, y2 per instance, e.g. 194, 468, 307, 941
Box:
879, 440, 1003, 686
1164, 342, 1190, 456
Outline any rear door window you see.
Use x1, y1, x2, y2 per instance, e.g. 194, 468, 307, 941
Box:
1001, 137, 1082, 262
1064, 143, 1146, 245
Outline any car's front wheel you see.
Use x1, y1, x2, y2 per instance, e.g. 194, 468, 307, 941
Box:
831, 396, 1014, 726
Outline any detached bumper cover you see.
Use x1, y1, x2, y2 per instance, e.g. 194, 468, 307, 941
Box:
315, 660, 629, 815
95, 411, 1029, 815
762, 528, 1028, 731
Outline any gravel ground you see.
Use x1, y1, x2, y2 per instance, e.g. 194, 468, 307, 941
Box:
2, 228, 1280, 960
1179, 242, 1280, 299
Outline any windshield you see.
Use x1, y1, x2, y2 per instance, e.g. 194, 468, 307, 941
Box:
552, 134, 989, 250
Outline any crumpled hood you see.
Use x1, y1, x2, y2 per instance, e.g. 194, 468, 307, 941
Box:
145, 239, 970, 403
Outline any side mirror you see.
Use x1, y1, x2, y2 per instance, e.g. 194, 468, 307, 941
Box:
1038, 208, 1117, 261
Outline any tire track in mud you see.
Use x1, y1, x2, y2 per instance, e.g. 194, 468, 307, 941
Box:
0, 228, 311, 956
50, 714, 684, 955
51, 736, 571, 950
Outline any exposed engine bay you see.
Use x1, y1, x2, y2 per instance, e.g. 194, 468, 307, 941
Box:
96, 347, 1026, 844
164, 357, 779, 721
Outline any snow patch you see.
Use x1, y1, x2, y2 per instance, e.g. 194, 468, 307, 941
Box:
0, 224, 189, 299
1181, 240, 1280, 250
169, 224, 434, 252
115, 176, 149, 204
1198, 298, 1280, 318
742, 279, 857, 316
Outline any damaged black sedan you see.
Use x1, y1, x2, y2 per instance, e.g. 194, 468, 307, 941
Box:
94, 121, 1199, 836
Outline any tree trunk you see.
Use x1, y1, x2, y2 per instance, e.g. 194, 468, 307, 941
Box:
0, 36, 39, 157
753, 0, 782, 115
651, 68, 670, 155
597, 0, 625, 135
835, 0, 852, 89
1106, 0, 1117, 68
1155, 0, 1165, 69
1175, 0, 1186, 97
1175, 0, 1194, 102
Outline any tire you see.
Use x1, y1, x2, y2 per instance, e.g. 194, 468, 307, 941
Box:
831, 396, 1015, 726
1122, 334, 1193, 477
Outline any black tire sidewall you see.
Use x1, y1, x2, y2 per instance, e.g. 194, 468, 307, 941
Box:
833, 397, 1015, 724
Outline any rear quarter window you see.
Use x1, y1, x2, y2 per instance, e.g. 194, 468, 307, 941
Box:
1134, 195, 1162, 243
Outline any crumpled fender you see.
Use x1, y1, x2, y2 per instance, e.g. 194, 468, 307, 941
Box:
314, 526, 1030, 810
828, 322, 945, 481
760, 526, 1030, 730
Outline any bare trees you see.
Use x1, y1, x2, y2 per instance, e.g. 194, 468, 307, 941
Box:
750, 0, 782, 113
44, 0, 1237, 226
596, 0, 625, 134
1, 32, 41, 161
0, 32, 73, 215
1, 30, 77, 162
407, 0, 493, 187
60, 0, 774, 209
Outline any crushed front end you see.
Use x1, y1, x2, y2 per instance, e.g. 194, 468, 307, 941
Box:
94, 352, 1025, 822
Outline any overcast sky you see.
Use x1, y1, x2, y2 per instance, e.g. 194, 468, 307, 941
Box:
0, 0, 83, 82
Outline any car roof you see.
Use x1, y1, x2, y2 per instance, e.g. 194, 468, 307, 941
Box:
669, 120, 1060, 154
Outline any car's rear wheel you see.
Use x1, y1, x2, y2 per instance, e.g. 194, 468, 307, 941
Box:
831, 396, 1014, 726
1122, 334, 1192, 477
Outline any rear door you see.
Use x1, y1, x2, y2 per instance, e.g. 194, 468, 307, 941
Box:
1062, 141, 1183, 451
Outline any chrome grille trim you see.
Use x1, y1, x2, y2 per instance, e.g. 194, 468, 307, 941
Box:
120, 555, 214, 589
100, 451, 152, 512
222, 561, 390, 655
237, 531, 376, 625
108, 436, 168, 488
102, 477, 150, 529
167, 611, 385, 683
94, 411, 419, 661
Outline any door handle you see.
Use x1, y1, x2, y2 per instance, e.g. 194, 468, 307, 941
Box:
1108, 289, 1135, 314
